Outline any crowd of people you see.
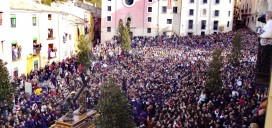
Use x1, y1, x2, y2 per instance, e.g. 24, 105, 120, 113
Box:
0, 28, 268, 128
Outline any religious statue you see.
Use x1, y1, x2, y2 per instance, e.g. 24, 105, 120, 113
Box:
63, 109, 74, 121
78, 89, 88, 114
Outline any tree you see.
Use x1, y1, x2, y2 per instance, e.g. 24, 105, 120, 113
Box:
118, 19, 131, 52
228, 32, 242, 67
126, 20, 131, 34
77, 35, 91, 72
205, 48, 224, 95
0, 60, 14, 107
41, 0, 52, 6
89, 13, 95, 44
95, 77, 135, 128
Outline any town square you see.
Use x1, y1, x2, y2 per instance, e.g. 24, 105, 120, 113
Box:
0, 0, 271, 128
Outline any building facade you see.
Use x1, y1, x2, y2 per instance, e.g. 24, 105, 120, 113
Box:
0, 0, 12, 74
7, 0, 86, 77
236, 0, 259, 30
101, 0, 234, 42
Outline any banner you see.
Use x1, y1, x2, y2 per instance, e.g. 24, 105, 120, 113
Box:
25, 82, 32, 95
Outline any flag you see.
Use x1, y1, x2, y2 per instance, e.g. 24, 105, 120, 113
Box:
167, 0, 172, 9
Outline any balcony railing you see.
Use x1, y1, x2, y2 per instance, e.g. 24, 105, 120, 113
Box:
33, 47, 41, 55
12, 51, 21, 61
48, 49, 57, 59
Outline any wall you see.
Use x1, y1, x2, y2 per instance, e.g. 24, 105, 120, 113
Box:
0, 0, 12, 74
101, 0, 234, 42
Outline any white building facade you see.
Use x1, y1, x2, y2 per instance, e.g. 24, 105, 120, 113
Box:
101, 0, 234, 42
9, 0, 76, 76
0, 0, 12, 74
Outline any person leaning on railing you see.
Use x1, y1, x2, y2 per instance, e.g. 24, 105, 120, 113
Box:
260, 11, 272, 45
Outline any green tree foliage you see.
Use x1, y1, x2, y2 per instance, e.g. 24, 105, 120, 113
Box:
77, 35, 91, 72
89, 13, 94, 43
205, 48, 224, 95
126, 20, 131, 34
118, 19, 131, 52
0, 60, 14, 106
228, 32, 242, 67
41, 0, 52, 6
95, 77, 135, 128
85, 0, 102, 8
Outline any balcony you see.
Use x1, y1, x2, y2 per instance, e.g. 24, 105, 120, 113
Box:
48, 48, 57, 59
12, 46, 21, 61
33, 44, 42, 55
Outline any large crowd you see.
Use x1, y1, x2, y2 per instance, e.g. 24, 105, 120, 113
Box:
0, 28, 268, 128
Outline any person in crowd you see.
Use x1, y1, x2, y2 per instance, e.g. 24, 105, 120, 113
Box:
0, 28, 267, 128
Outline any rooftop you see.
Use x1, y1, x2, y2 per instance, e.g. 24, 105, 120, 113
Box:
10, 0, 63, 13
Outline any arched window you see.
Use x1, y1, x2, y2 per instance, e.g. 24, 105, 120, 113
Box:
127, 17, 131, 23
125, 0, 134, 6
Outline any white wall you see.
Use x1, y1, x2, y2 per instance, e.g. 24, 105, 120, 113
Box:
181, 0, 234, 36
0, 0, 12, 74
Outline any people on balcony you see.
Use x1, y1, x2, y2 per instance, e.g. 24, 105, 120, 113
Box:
260, 11, 272, 45
33, 43, 42, 55
48, 47, 57, 59
12, 45, 21, 61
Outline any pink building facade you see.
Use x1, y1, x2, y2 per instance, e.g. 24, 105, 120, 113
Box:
101, 0, 234, 42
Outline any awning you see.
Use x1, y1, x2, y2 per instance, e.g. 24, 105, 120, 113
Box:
11, 40, 17, 44
10, 14, 16, 18
34, 60, 38, 64
33, 37, 38, 41
14, 67, 18, 71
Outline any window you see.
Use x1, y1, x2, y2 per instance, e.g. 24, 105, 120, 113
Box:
214, 10, 219, 17
107, 27, 111, 32
162, 6, 167, 13
252, 16, 254, 21
213, 21, 218, 30
167, 19, 172, 24
188, 20, 193, 29
127, 17, 131, 23
173, 7, 178, 13
228, 11, 230, 17
48, 14, 52, 20
201, 32, 205, 36
34, 60, 38, 70
107, 6, 111, 11
147, 17, 152, 22
0, 12, 2, 26
32, 15, 37, 26
148, 7, 152, 12
48, 29, 53, 39
201, 20, 206, 29
202, 9, 207, 16
147, 28, 151, 33
125, 0, 134, 5
227, 21, 230, 27
11, 15, 16, 28
215, 0, 220, 4
214, 32, 217, 34
203, 0, 207, 4
107, 16, 111, 21
148, 0, 152, 2
190, 0, 194, 3
188, 32, 193, 36
108, 0, 111, 1
48, 44, 56, 59
229, 0, 231, 3
189, 9, 194, 16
